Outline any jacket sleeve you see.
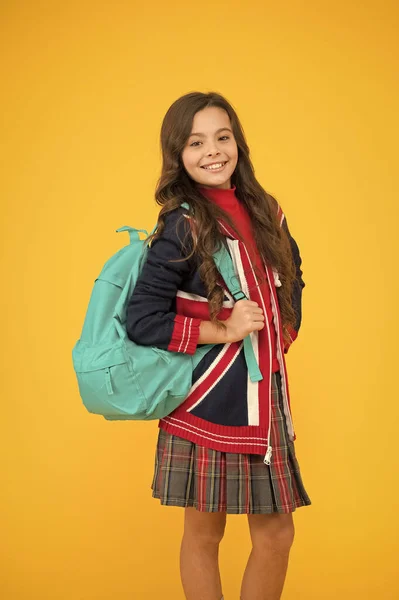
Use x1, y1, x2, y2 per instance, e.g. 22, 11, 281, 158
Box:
126, 208, 201, 355
281, 215, 305, 354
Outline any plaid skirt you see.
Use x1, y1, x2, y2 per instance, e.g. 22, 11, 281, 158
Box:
151, 371, 312, 514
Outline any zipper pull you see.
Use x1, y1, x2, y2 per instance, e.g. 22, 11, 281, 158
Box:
264, 445, 273, 465
104, 368, 114, 396
272, 268, 282, 287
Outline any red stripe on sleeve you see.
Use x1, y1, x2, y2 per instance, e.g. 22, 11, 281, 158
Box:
167, 315, 201, 355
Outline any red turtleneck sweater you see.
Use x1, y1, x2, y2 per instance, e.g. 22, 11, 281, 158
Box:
199, 184, 280, 373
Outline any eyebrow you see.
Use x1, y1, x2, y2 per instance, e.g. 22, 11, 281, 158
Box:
188, 127, 233, 138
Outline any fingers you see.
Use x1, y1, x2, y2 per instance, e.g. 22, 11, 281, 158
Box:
236, 300, 259, 308
236, 300, 264, 318
232, 299, 266, 335
252, 313, 265, 322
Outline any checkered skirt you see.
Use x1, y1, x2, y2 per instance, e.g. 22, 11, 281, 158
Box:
151, 372, 312, 514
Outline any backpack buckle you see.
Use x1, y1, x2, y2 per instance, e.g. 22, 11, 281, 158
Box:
232, 291, 247, 301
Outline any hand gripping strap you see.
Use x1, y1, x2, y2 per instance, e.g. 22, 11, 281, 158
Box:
213, 244, 263, 383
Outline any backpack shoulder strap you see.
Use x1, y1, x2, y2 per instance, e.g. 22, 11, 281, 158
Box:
181, 202, 262, 383
213, 244, 262, 383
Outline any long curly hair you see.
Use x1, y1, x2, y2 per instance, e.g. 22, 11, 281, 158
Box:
150, 91, 297, 345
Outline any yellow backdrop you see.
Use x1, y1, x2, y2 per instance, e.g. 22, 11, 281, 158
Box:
1, 1, 398, 598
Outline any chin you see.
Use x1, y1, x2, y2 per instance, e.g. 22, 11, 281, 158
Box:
197, 170, 234, 188
199, 179, 231, 189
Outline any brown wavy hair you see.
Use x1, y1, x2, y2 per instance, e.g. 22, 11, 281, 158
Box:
150, 91, 297, 345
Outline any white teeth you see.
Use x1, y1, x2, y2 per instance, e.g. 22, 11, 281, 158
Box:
203, 162, 225, 170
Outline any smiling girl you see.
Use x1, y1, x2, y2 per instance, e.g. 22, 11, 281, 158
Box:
126, 92, 311, 600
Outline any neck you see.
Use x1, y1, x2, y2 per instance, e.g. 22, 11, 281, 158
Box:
198, 184, 238, 209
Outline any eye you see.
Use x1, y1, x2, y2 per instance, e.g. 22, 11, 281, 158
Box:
189, 136, 230, 147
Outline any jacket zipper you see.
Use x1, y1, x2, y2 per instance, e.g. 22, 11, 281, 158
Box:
265, 266, 295, 439
232, 240, 274, 466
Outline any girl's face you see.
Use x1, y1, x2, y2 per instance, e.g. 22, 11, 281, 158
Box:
181, 106, 238, 190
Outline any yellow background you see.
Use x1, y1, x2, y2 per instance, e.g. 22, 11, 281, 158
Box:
1, 1, 398, 598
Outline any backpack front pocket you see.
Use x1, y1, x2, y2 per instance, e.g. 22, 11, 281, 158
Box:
73, 340, 147, 418
77, 362, 147, 418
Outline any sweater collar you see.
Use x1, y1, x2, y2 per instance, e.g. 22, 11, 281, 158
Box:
198, 184, 238, 209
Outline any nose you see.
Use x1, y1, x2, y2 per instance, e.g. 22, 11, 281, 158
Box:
206, 147, 221, 157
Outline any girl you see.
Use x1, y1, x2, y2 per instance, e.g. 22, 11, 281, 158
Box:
126, 92, 311, 600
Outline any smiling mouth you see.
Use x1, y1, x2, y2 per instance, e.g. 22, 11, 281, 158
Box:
201, 161, 228, 172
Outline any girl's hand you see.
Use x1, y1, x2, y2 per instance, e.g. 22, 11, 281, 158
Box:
226, 300, 265, 343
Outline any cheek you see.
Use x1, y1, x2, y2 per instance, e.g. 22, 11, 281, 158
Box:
182, 152, 199, 172
181, 149, 193, 170
230, 146, 239, 167
228, 141, 238, 159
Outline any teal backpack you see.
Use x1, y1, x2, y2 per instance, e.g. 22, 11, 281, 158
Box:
72, 205, 262, 421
